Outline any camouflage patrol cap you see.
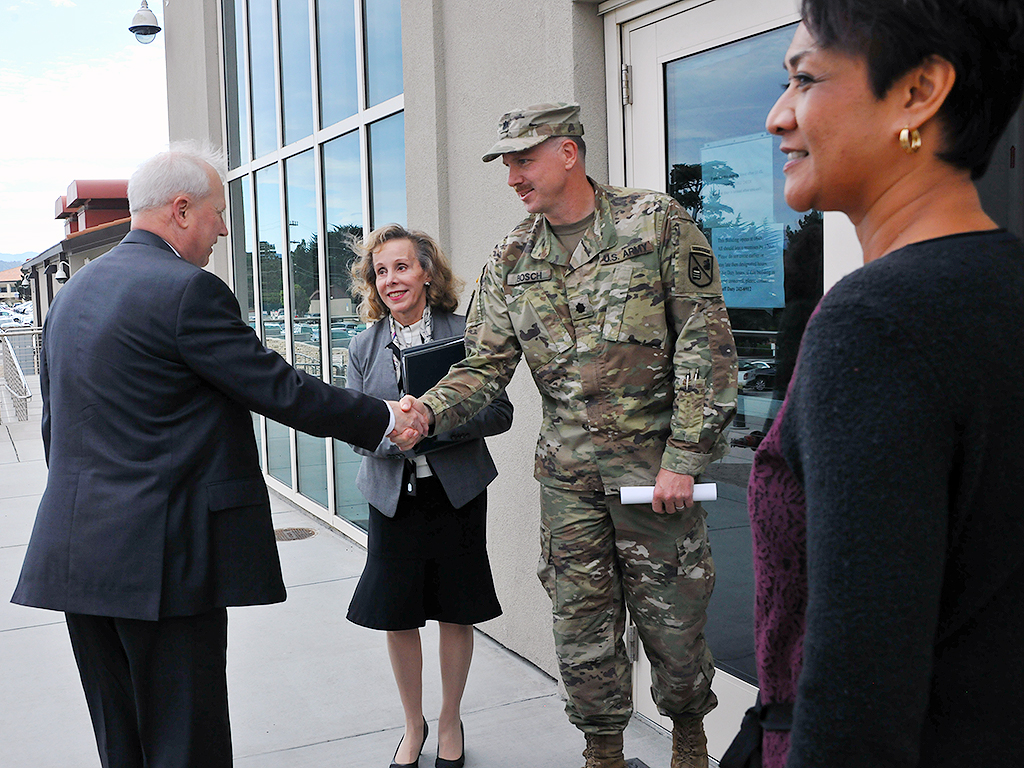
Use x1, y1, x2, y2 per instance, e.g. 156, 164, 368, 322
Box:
482, 102, 584, 163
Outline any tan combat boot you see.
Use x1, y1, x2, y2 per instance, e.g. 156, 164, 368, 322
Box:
580, 732, 627, 768
670, 715, 709, 768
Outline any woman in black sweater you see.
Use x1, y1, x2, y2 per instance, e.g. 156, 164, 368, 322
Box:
745, 2, 1024, 766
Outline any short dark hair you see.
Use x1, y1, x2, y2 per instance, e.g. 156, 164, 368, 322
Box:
801, 0, 1024, 178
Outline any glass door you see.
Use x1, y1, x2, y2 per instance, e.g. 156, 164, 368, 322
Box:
619, 0, 825, 757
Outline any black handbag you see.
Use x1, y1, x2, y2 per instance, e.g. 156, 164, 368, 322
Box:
719, 695, 793, 768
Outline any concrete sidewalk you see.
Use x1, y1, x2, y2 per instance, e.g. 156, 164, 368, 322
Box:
0, 376, 679, 768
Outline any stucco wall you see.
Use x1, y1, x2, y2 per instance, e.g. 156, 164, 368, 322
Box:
164, 0, 231, 282
402, 0, 608, 677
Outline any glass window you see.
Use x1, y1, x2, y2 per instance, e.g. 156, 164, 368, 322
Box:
223, 0, 250, 168
363, 0, 402, 107
285, 150, 328, 505
279, 0, 314, 145
223, 0, 403, 527
317, 0, 359, 126
255, 164, 292, 486
664, 22, 823, 686
369, 111, 406, 227
255, 165, 285, 343
249, 0, 278, 158
229, 177, 255, 331
323, 130, 370, 524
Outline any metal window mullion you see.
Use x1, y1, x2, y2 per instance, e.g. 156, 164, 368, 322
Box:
308, 0, 322, 133
312, 140, 337, 516
246, 171, 269, 470
277, 159, 298, 488
271, 0, 285, 153
354, 0, 368, 114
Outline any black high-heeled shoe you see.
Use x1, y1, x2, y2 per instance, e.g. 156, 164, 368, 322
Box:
435, 721, 464, 768
390, 718, 428, 768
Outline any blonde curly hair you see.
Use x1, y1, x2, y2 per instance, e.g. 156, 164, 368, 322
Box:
349, 224, 464, 322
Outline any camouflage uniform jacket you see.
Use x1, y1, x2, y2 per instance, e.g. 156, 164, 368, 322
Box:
421, 180, 737, 491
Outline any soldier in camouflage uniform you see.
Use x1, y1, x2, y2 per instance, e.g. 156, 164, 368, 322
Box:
402, 103, 737, 768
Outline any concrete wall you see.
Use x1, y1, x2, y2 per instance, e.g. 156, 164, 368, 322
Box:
164, 0, 232, 282
402, 0, 608, 677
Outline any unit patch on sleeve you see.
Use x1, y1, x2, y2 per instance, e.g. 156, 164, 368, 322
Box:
688, 245, 715, 288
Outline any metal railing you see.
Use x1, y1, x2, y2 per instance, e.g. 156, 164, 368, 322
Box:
1, 328, 40, 422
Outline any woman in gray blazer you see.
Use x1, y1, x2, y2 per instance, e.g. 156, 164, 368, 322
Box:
345, 224, 512, 768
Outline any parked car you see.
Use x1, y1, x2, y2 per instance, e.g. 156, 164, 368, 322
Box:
743, 365, 776, 392
738, 359, 772, 388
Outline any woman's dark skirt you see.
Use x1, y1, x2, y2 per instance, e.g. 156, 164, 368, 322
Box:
347, 474, 502, 631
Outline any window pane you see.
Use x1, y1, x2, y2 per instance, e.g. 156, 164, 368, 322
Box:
323, 129, 364, 362
250, 0, 277, 158
223, 0, 250, 168
266, 420, 292, 485
285, 150, 328, 505
229, 177, 255, 330
279, 0, 314, 145
317, 0, 358, 126
369, 112, 405, 227
255, 165, 284, 342
664, 22, 823, 686
323, 129, 370, 527
255, 164, 292, 486
363, 0, 402, 107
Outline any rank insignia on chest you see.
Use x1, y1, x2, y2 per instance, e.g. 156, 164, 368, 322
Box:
507, 268, 552, 286
570, 295, 594, 320
688, 246, 715, 288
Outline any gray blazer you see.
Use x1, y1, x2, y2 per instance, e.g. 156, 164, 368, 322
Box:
347, 312, 513, 517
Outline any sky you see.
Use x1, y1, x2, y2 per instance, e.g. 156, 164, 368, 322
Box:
0, 0, 169, 257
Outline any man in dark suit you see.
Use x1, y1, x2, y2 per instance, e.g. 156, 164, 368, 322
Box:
11, 144, 426, 768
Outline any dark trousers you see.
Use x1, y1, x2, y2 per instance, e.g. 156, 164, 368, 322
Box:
65, 608, 231, 768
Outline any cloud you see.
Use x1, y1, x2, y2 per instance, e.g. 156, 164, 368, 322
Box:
49, 0, 75, 7
0, 43, 167, 253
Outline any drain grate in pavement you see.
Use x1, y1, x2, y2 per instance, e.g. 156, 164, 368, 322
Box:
274, 527, 316, 541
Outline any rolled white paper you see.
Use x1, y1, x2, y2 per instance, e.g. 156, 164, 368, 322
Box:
619, 483, 717, 505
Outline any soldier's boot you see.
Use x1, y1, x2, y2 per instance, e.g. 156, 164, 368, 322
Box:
670, 715, 709, 768
580, 733, 627, 768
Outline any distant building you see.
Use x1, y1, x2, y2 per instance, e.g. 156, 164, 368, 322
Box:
22, 180, 130, 325
0, 265, 25, 306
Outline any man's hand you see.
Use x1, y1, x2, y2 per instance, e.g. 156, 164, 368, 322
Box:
385, 399, 428, 450
651, 468, 695, 514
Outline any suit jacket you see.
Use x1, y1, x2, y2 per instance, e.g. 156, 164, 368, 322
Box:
347, 312, 512, 517
12, 229, 389, 621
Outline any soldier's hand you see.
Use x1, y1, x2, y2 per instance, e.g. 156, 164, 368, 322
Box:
652, 468, 695, 514
402, 395, 435, 430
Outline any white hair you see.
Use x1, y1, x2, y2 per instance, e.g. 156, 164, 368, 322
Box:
128, 141, 228, 215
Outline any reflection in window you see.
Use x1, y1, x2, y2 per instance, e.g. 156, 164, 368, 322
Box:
223, 0, 249, 169
249, 0, 277, 158
285, 150, 328, 506
229, 177, 255, 330
255, 165, 284, 342
369, 112, 406, 227
255, 164, 292, 486
323, 130, 370, 524
279, 0, 314, 145
318, 0, 359, 127
364, 0, 402, 107
664, 22, 823, 685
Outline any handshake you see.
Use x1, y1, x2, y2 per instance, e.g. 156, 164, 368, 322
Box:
385, 395, 434, 450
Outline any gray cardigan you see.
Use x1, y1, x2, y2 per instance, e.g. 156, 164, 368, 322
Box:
347, 312, 513, 517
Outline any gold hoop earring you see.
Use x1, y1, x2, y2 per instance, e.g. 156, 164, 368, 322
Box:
899, 127, 922, 154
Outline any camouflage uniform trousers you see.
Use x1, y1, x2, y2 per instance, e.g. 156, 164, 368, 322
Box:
537, 485, 718, 734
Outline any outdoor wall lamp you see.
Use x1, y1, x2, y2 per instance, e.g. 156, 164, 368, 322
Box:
129, 1, 162, 44
54, 262, 70, 285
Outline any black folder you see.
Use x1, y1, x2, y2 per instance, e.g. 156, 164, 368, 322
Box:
399, 336, 466, 454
